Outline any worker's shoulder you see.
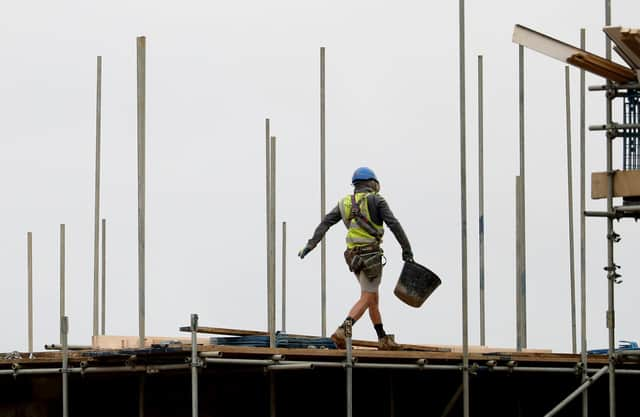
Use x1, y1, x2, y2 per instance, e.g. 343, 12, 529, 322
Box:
368, 192, 388, 204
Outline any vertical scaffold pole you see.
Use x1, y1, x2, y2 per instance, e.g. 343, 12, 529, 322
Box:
565, 66, 577, 354
458, 0, 470, 415
580, 28, 589, 417
27, 232, 33, 356
191, 314, 199, 417
269, 136, 277, 348
516, 176, 523, 351
265, 118, 272, 344
61, 316, 69, 417
320, 46, 327, 337
136, 36, 146, 349
282, 221, 287, 333
93, 55, 102, 338
345, 319, 353, 417
101, 218, 106, 335
59, 224, 65, 345
604, 2, 616, 416
518, 44, 527, 349
478, 54, 486, 346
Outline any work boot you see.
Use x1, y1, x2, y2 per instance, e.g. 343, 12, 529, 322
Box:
331, 327, 346, 349
378, 334, 401, 350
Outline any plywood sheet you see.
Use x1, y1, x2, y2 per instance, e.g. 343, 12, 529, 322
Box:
591, 170, 640, 199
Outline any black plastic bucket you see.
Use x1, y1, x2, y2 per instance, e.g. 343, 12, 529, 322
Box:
394, 261, 441, 308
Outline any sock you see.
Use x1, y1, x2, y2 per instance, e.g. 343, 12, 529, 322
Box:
340, 316, 356, 328
374, 323, 386, 338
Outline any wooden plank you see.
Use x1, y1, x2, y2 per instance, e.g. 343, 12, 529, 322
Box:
591, 170, 640, 199
92, 335, 210, 349
180, 326, 451, 352
605, 26, 640, 69
513, 24, 636, 83
181, 326, 548, 353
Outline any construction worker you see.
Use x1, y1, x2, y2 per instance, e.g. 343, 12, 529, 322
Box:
298, 167, 414, 350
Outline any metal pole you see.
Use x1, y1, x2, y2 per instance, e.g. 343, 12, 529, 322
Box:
139, 375, 145, 417
565, 66, 577, 354
27, 232, 33, 356
544, 366, 609, 417
478, 54, 486, 346
440, 384, 463, 417
93, 55, 102, 338
516, 176, 522, 351
101, 218, 106, 335
604, 3, 616, 416
191, 314, 199, 417
345, 319, 353, 417
269, 135, 276, 348
136, 36, 146, 348
458, 0, 470, 415
59, 224, 65, 345
61, 316, 69, 417
320, 46, 327, 337
282, 221, 287, 333
580, 28, 589, 417
519, 44, 527, 349
265, 118, 271, 345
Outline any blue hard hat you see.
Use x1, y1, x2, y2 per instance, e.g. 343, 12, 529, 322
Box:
352, 167, 378, 184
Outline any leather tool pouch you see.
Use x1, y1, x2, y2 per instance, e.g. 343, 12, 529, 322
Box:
344, 247, 384, 280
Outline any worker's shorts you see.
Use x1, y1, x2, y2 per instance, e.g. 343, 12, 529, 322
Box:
355, 270, 382, 293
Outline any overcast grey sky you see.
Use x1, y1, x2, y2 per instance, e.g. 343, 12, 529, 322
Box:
2, 0, 640, 354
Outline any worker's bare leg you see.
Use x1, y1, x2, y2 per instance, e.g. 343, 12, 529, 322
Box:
367, 292, 382, 324
347, 291, 377, 322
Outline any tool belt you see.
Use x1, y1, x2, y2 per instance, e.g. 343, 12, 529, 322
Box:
344, 244, 385, 280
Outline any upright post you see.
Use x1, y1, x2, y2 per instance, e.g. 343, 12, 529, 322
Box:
101, 218, 106, 335
59, 224, 65, 345
61, 316, 69, 417
136, 36, 146, 348
477, 54, 486, 346
265, 119, 273, 346
27, 232, 33, 356
282, 221, 287, 333
269, 135, 277, 348
93, 55, 102, 338
604, 3, 616, 416
345, 319, 353, 417
518, 44, 527, 348
516, 176, 523, 351
565, 66, 577, 354
458, 0, 470, 415
579, 28, 589, 417
191, 314, 199, 417
320, 46, 327, 337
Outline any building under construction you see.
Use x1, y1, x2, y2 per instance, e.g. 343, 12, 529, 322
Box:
4, 2, 640, 417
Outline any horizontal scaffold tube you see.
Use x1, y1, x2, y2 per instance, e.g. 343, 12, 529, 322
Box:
2, 358, 640, 377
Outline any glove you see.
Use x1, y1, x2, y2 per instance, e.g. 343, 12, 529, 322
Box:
298, 245, 312, 259
402, 250, 414, 263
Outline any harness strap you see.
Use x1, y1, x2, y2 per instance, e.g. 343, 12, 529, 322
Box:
349, 194, 382, 241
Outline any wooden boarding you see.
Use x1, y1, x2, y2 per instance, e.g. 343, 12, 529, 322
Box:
591, 170, 640, 199
180, 326, 450, 352
179, 326, 551, 354
92, 335, 211, 349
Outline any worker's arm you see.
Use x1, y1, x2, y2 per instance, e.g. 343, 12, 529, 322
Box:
374, 195, 413, 261
300, 205, 342, 257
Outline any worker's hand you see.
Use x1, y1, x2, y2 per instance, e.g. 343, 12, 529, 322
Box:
402, 250, 414, 263
298, 245, 312, 259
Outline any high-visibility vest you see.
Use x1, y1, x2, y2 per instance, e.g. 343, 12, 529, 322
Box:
338, 192, 384, 249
